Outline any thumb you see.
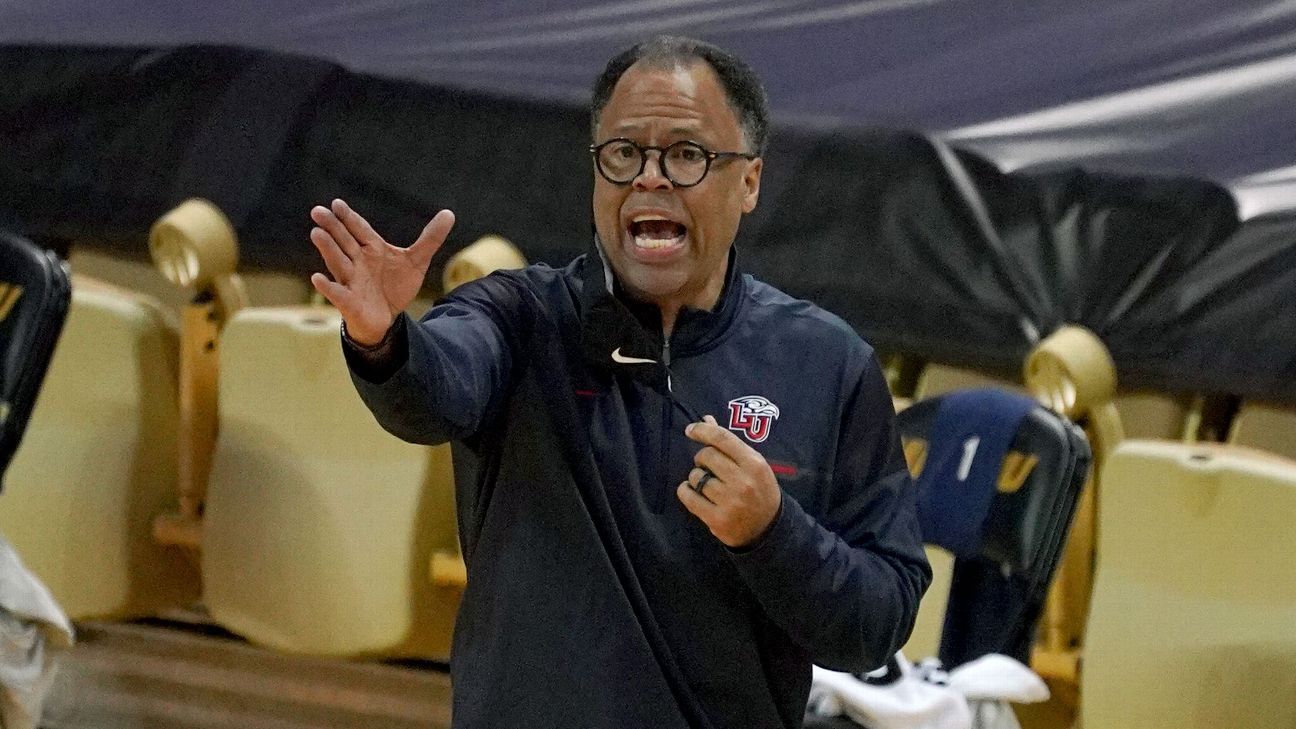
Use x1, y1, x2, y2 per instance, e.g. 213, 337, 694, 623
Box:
408, 209, 456, 270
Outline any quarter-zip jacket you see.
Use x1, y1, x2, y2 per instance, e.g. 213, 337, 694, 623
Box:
345, 248, 930, 729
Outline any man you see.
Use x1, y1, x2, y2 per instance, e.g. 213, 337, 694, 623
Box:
308, 36, 929, 729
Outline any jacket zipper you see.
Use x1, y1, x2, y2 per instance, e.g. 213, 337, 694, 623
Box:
658, 337, 674, 512
662, 338, 705, 422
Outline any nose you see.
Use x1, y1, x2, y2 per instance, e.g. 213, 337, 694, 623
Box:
633, 149, 673, 191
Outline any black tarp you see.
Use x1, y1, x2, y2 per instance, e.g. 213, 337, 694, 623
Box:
2, 42, 1294, 401
1, 45, 593, 269
7, 1, 1296, 217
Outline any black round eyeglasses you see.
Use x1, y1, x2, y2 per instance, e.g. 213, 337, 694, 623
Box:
589, 138, 757, 188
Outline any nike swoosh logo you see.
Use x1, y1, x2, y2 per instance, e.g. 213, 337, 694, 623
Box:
611, 347, 657, 365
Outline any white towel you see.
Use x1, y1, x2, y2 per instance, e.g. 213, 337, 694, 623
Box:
0, 534, 73, 729
810, 654, 973, 729
809, 652, 1048, 729
947, 654, 1049, 704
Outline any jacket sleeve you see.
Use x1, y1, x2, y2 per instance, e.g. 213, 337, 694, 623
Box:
345, 274, 527, 446
729, 351, 931, 672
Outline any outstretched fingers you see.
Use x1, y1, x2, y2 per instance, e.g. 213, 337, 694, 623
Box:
310, 226, 354, 284
331, 198, 388, 249
308, 200, 457, 333
311, 204, 363, 258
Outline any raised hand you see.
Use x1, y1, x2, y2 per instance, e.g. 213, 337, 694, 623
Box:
309, 199, 456, 345
677, 415, 783, 548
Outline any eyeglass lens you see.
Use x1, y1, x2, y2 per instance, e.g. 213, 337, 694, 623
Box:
597, 141, 710, 186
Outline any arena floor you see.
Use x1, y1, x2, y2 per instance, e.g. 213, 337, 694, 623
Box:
40, 619, 452, 729
39, 617, 1074, 728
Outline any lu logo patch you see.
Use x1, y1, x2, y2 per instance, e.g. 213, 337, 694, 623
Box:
727, 395, 779, 443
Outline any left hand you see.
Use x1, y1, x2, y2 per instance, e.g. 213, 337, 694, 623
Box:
678, 415, 783, 548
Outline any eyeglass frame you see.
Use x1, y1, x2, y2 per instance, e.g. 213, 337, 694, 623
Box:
588, 138, 758, 188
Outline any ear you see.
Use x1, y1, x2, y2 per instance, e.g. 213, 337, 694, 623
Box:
741, 157, 763, 213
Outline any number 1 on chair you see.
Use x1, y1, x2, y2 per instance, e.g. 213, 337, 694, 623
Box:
957, 436, 980, 481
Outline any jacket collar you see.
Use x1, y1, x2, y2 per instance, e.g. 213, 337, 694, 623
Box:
579, 238, 746, 385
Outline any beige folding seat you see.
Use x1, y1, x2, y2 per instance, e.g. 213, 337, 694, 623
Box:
201, 306, 460, 657
69, 245, 312, 311
1082, 441, 1296, 728
900, 545, 954, 660
441, 234, 526, 294
1111, 391, 1194, 441
911, 362, 1024, 400
0, 277, 200, 618
917, 363, 1192, 440
1229, 401, 1296, 461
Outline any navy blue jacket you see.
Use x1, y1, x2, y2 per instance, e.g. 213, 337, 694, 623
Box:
346, 249, 930, 728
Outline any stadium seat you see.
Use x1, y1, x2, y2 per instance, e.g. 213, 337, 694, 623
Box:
69, 245, 311, 311
897, 390, 1090, 668
915, 362, 1193, 441
1082, 441, 1296, 728
0, 230, 70, 485
1111, 390, 1195, 441
900, 545, 954, 661
201, 306, 460, 657
441, 234, 526, 293
911, 363, 1023, 400
1229, 401, 1296, 461
0, 276, 200, 618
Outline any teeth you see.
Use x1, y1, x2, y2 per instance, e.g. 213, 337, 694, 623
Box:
634, 233, 682, 249
632, 214, 671, 223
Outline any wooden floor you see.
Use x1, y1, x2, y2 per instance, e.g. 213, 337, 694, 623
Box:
39, 619, 1075, 729
40, 620, 453, 729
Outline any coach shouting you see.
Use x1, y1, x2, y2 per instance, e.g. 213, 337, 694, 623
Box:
308, 35, 929, 729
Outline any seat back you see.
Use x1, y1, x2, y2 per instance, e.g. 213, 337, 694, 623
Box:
0, 231, 71, 484
1229, 401, 1296, 461
68, 245, 312, 310
202, 306, 459, 657
911, 363, 1023, 400
1083, 441, 1296, 728
0, 277, 199, 617
917, 361, 1195, 440
897, 389, 1089, 666
901, 545, 955, 661
1112, 391, 1194, 441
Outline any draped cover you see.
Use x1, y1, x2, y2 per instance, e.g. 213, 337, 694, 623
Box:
2, 2, 1293, 398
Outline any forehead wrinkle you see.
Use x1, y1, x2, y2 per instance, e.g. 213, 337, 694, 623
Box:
600, 64, 744, 147
607, 99, 721, 143
616, 93, 705, 119
612, 113, 705, 136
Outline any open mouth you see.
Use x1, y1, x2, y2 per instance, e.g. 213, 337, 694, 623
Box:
627, 216, 687, 252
